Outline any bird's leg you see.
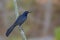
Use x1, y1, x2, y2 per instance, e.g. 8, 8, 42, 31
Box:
18, 26, 27, 40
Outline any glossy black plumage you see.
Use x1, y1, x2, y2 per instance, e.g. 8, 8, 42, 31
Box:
6, 11, 30, 37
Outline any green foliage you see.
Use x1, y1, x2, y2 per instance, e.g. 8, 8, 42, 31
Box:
6, 0, 14, 10
9, 36, 22, 40
55, 26, 60, 40
19, 0, 33, 10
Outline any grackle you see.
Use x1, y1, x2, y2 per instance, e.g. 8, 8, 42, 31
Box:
6, 11, 31, 37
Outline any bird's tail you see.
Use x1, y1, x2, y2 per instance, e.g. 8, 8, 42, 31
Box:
6, 24, 16, 37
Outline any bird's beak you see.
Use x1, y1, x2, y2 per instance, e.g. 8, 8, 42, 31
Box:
29, 11, 32, 13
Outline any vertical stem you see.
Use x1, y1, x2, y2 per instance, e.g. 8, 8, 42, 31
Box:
13, 0, 27, 40
19, 26, 27, 40
13, 0, 19, 18
43, 0, 53, 35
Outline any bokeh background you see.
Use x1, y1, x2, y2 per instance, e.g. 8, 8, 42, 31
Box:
0, 0, 60, 40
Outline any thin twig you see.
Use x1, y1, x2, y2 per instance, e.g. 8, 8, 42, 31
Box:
13, 0, 27, 40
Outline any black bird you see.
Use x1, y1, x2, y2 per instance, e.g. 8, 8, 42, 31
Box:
6, 11, 31, 37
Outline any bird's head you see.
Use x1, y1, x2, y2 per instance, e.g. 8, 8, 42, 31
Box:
24, 11, 31, 14
24, 11, 31, 16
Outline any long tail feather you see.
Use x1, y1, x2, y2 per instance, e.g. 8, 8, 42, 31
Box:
6, 24, 16, 37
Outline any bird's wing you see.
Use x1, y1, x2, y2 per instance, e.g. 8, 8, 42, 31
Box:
14, 15, 27, 25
